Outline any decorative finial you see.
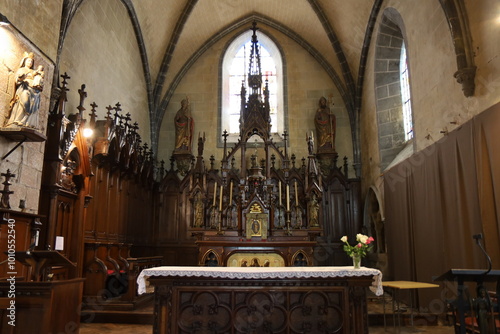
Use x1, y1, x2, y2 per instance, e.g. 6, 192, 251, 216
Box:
0, 169, 16, 209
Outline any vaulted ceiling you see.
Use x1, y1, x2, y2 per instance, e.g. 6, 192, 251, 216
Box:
52, 0, 391, 163
61, 0, 380, 125
72, 0, 381, 156
128, 0, 377, 118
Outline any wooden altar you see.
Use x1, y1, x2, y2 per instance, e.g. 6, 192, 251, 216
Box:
137, 266, 383, 334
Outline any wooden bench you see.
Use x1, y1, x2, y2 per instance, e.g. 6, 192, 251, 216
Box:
83, 242, 162, 303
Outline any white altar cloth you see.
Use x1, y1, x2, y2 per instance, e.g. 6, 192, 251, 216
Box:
137, 266, 383, 296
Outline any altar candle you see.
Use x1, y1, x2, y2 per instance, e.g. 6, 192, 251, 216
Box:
295, 180, 298, 206
229, 180, 233, 206
278, 181, 282, 206
286, 184, 290, 211
213, 182, 217, 206
219, 185, 223, 211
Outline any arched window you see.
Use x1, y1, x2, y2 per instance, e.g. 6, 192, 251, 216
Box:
399, 43, 413, 141
221, 31, 284, 143
374, 9, 414, 170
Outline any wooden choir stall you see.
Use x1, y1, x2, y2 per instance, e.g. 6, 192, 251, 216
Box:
1, 65, 164, 331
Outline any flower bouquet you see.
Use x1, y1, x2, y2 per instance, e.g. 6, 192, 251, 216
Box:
340, 234, 374, 269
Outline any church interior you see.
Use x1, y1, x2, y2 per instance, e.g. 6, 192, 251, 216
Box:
0, 0, 499, 333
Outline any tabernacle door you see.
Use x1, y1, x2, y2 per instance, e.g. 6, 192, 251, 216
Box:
244, 201, 268, 240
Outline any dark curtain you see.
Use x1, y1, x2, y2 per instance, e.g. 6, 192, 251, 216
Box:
384, 160, 414, 281
384, 102, 500, 309
474, 106, 500, 265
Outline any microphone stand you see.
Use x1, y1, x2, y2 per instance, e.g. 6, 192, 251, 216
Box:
473, 233, 492, 275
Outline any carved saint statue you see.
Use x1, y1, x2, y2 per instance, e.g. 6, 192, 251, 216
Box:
314, 96, 336, 153
174, 97, 194, 153
307, 133, 314, 156
474, 285, 491, 334
5, 52, 44, 129
193, 192, 204, 227
308, 193, 320, 227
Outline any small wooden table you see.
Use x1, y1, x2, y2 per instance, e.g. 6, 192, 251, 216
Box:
382, 281, 439, 331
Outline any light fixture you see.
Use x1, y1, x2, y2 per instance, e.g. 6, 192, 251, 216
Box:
83, 127, 93, 138
81, 118, 94, 138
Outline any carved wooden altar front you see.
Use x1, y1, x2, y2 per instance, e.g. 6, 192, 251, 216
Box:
137, 266, 383, 334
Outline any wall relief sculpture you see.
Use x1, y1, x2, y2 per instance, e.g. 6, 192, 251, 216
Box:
0, 28, 53, 146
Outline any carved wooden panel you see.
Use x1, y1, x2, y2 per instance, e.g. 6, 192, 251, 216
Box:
175, 289, 345, 333
150, 276, 372, 334
0, 210, 39, 279
0, 278, 85, 334
94, 166, 110, 240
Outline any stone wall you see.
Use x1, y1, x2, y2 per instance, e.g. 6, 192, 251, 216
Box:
1, 0, 62, 61
58, 0, 150, 142
360, 0, 500, 202
0, 1, 59, 213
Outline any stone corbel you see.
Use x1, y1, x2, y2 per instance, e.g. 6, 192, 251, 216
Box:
454, 66, 476, 98
439, 0, 476, 97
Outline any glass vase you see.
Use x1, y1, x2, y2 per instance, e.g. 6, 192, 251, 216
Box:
352, 254, 361, 269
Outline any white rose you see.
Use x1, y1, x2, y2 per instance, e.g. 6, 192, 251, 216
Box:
357, 234, 368, 244
340, 236, 348, 243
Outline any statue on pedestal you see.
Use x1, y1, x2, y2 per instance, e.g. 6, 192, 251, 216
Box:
314, 96, 338, 175
173, 97, 194, 175
174, 97, 194, 153
314, 96, 335, 153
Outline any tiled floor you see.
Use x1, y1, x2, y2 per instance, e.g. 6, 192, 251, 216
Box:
79, 293, 456, 333
370, 326, 454, 333
80, 323, 151, 334
80, 323, 455, 333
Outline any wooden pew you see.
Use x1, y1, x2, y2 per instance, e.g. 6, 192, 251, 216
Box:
121, 255, 163, 302
82, 241, 162, 308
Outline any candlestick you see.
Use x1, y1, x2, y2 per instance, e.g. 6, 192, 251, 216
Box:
278, 181, 282, 206
286, 184, 290, 211
213, 182, 217, 206
295, 180, 298, 206
229, 181, 233, 206
219, 185, 223, 211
